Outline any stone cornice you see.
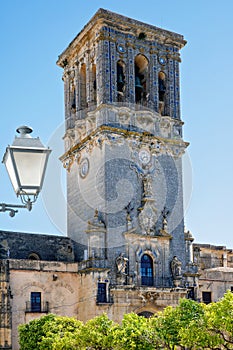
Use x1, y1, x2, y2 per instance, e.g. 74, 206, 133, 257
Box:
124, 231, 172, 241
60, 124, 189, 171
61, 125, 189, 158
57, 8, 186, 67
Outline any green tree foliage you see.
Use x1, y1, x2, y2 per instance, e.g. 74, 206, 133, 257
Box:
79, 313, 117, 349
180, 290, 233, 349
19, 314, 56, 350
151, 298, 205, 349
18, 314, 83, 350
112, 312, 157, 350
18, 291, 233, 350
206, 290, 233, 348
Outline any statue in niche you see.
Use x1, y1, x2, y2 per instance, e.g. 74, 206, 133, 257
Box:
142, 174, 153, 198
116, 253, 128, 275
171, 256, 182, 278
138, 173, 158, 235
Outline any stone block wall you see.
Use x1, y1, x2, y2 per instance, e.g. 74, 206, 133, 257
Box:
0, 231, 74, 262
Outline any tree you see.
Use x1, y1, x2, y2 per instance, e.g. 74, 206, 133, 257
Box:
150, 298, 205, 349
180, 291, 233, 349
112, 312, 157, 350
18, 314, 83, 350
79, 313, 117, 350
19, 314, 56, 350
18, 292, 233, 350
206, 290, 233, 349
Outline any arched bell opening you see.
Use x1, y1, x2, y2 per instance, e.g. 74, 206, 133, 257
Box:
80, 63, 87, 109
158, 71, 166, 115
117, 60, 126, 102
91, 63, 97, 105
70, 80, 76, 112
134, 54, 149, 104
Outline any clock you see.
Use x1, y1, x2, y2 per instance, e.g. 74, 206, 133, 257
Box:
80, 158, 89, 178
159, 56, 166, 65
139, 149, 151, 165
117, 44, 125, 53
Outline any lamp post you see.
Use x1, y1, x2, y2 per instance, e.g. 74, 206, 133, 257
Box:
1, 126, 51, 217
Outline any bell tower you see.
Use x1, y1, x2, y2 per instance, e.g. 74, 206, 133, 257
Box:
57, 9, 198, 317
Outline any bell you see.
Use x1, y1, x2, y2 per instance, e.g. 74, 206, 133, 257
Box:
117, 75, 124, 84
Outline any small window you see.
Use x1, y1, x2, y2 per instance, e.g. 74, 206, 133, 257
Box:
138, 32, 146, 40
231, 286, 233, 292
187, 287, 195, 300
28, 253, 40, 260
97, 283, 107, 303
31, 292, 41, 312
202, 291, 211, 304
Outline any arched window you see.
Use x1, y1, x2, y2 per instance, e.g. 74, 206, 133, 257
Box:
158, 71, 166, 114
80, 63, 87, 109
141, 254, 153, 286
92, 64, 97, 104
28, 252, 40, 260
135, 54, 149, 104
70, 80, 76, 112
117, 60, 125, 102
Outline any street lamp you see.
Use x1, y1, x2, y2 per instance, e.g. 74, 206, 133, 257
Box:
1, 126, 51, 217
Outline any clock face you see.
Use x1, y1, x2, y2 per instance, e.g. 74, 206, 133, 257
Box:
80, 158, 89, 178
117, 44, 125, 53
159, 56, 166, 65
139, 149, 151, 165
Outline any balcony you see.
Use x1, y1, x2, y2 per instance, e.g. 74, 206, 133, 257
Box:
25, 301, 49, 313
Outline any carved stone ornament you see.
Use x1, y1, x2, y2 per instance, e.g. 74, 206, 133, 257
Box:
62, 155, 75, 172
79, 158, 89, 178
86, 209, 106, 231
142, 174, 153, 197
139, 291, 159, 303
138, 148, 152, 170
138, 173, 158, 235
138, 201, 158, 235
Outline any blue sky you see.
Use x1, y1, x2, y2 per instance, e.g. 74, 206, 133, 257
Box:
0, 1, 233, 248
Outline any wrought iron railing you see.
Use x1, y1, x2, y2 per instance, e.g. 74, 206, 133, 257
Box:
25, 301, 49, 313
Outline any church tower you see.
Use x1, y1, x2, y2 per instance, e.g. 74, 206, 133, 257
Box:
57, 9, 198, 318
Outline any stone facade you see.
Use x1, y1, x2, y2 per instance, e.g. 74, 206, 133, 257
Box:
0, 9, 233, 350
193, 243, 233, 303
0, 235, 233, 350
0, 230, 75, 262
58, 7, 193, 294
